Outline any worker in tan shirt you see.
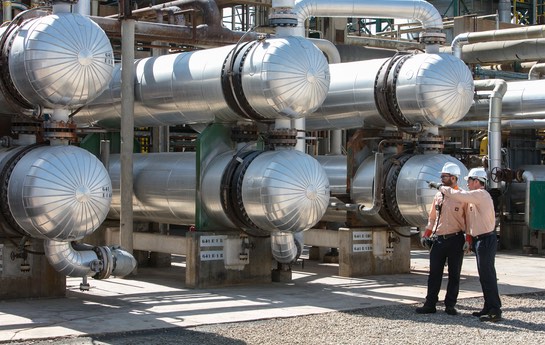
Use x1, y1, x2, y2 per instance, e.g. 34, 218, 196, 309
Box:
416, 162, 467, 316
437, 167, 501, 322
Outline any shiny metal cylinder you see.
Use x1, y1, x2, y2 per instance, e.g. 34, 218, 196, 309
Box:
395, 154, 468, 226
351, 153, 468, 227
314, 155, 347, 196
307, 53, 474, 130
3, 145, 112, 240
466, 80, 545, 121
201, 151, 237, 229
108, 152, 197, 225
241, 150, 330, 233
109, 150, 330, 235
77, 36, 330, 128
0, 13, 113, 112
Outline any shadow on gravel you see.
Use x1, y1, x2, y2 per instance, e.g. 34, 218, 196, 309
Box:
342, 291, 545, 334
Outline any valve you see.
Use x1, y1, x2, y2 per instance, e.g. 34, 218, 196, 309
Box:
490, 167, 516, 183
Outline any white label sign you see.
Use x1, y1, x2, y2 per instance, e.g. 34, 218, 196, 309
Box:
353, 244, 373, 252
353, 231, 372, 241
200, 235, 227, 247
200, 250, 224, 261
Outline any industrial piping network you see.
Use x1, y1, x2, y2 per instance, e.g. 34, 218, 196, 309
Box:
0, 0, 477, 278
0, 0, 544, 284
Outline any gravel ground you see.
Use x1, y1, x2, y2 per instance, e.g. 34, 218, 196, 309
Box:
3, 291, 545, 345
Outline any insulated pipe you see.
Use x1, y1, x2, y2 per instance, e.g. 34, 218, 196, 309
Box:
445, 38, 545, 64
529, 63, 545, 79
307, 53, 474, 130
446, 119, 545, 129
271, 232, 298, 263
451, 25, 545, 60
44, 240, 136, 278
107, 150, 330, 236
73, 0, 91, 15
284, 0, 443, 52
316, 153, 468, 227
473, 79, 507, 190
76, 36, 330, 128
464, 80, 545, 121
309, 38, 341, 64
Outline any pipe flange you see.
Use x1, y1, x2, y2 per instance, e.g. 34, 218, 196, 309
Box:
267, 129, 297, 148
231, 124, 259, 143
0, 20, 34, 112
222, 41, 269, 122
269, 10, 298, 27
416, 134, 444, 153
220, 150, 269, 237
375, 54, 413, 128
515, 169, 526, 183
42, 121, 78, 142
11, 118, 42, 136
379, 154, 413, 226
420, 31, 446, 45
92, 246, 113, 280
0, 143, 46, 236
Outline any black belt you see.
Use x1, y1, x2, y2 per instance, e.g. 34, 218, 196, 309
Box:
472, 231, 496, 240
436, 231, 463, 240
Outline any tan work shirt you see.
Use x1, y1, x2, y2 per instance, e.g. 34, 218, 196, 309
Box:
426, 186, 466, 236
439, 186, 496, 237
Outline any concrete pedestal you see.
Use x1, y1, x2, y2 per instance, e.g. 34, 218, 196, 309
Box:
186, 231, 272, 288
0, 239, 65, 299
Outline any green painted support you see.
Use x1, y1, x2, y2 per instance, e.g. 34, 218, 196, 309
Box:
195, 124, 234, 230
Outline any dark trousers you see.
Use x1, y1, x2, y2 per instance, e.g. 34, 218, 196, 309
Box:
474, 234, 502, 314
425, 233, 465, 308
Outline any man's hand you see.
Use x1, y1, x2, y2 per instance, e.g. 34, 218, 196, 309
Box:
420, 228, 433, 248
463, 234, 473, 254
427, 181, 442, 189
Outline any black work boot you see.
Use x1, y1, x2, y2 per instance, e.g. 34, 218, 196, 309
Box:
445, 306, 458, 315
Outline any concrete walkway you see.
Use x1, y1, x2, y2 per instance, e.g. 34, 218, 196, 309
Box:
1, 250, 544, 342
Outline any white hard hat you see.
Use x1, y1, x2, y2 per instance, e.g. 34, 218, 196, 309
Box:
464, 167, 488, 182
440, 162, 461, 177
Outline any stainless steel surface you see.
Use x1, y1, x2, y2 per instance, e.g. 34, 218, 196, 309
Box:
7, 145, 112, 241
108, 152, 197, 225
270, 232, 297, 264
307, 53, 474, 130
395, 53, 474, 127
2, 13, 113, 111
77, 36, 330, 128
351, 153, 468, 227
109, 149, 329, 233
241, 150, 330, 233
465, 80, 545, 121
201, 151, 237, 229
395, 154, 468, 227
314, 155, 347, 196
43, 240, 136, 278
288, 0, 443, 37
44, 240, 101, 277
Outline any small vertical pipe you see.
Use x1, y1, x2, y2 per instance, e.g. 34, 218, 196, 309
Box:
3, 0, 12, 22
